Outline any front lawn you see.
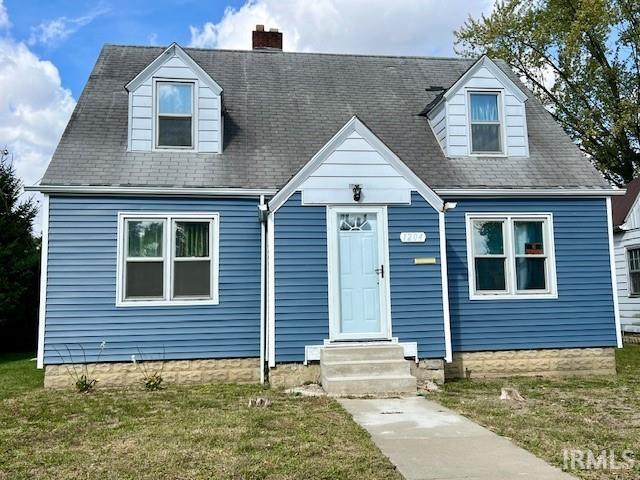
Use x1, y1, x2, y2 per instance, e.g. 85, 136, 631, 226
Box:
0, 355, 401, 480
434, 345, 640, 480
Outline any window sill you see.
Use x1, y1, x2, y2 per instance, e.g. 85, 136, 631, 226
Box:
153, 147, 196, 153
469, 292, 558, 301
116, 298, 219, 308
469, 152, 507, 157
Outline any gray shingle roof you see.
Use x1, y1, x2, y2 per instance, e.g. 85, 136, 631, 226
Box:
41, 44, 611, 191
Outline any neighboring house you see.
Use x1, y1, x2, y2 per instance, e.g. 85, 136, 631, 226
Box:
612, 178, 640, 334
29, 27, 623, 393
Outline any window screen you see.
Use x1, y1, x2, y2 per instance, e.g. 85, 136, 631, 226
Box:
157, 83, 193, 148
173, 221, 212, 299
628, 248, 640, 296
470, 93, 501, 153
124, 220, 164, 299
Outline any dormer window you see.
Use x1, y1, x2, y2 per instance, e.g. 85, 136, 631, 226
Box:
469, 92, 502, 154
157, 82, 194, 149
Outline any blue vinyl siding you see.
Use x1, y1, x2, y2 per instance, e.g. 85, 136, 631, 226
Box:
274, 193, 329, 362
44, 196, 261, 364
274, 192, 445, 362
388, 194, 445, 358
446, 197, 618, 351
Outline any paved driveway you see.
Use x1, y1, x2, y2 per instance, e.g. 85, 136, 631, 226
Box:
339, 397, 575, 480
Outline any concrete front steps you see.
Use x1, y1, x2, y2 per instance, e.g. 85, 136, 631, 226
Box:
320, 343, 417, 396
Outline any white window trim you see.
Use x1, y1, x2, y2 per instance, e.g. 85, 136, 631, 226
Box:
625, 245, 640, 298
153, 78, 198, 152
466, 89, 507, 157
465, 212, 558, 300
116, 212, 219, 307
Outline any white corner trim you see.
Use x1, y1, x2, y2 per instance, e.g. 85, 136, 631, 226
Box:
444, 55, 528, 103
115, 211, 220, 307
267, 211, 276, 367
125, 43, 222, 95
465, 212, 558, 301
127, 90, 133, 151
36, 195, 50, 369
606, 197, 624, 348
435, 188, 625, 197
439, 211, 453, 362
267, 116, 444, 213
259, 195, 266, 384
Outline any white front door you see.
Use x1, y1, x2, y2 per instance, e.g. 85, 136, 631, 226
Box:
328, 206, 390, 340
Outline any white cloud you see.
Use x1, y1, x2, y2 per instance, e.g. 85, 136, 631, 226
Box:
189, 0, 495, 56
28, 6, 108, 46
0, 0, 9, 30
0, 33, 76, 230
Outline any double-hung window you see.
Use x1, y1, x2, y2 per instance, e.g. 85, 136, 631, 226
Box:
156, 82, 194, 148
467, 214, 557, 299
627, 247, 640, 296
469, 92, 502, 154
119, 213, 219, 305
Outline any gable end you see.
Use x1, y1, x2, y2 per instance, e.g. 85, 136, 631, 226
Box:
269, 116, 444, 212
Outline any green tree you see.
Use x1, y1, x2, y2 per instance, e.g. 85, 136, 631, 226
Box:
455, 0, 640, 185
0, 149, 40, 352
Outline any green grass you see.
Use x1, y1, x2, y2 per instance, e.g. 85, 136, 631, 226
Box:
0, 353, 43, 400
0, 354, 401, 480
434, 345, 640, 480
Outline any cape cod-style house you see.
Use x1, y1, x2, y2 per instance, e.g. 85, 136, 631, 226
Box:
29, 26, 623, 393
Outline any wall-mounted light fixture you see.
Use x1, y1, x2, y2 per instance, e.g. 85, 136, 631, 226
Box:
352, 184, 362, 202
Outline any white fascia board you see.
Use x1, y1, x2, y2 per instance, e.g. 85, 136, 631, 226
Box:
444, 55, 528, 103
268, 115, 444, 213
436, 188, 626, 197
125, 43, 223, 95
25, 185, 276, 197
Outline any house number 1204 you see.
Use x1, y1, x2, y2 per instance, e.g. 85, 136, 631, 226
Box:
400, 232, 426, 243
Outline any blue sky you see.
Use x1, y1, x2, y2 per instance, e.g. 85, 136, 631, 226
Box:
0, 0, 494, 230
6, 0, 245, 97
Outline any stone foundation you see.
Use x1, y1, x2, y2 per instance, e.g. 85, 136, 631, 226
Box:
44, 358, 260, 389
623, 333, 640, 345
445, 348, 616, 380
410, 359, 445, 385
269, 363, 321, 388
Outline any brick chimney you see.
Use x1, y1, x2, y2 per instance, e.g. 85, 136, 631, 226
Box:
252, 25, 283, 50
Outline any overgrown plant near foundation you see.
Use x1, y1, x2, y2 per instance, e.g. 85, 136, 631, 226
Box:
54, 341, 105, 393
132, 347, 165, 391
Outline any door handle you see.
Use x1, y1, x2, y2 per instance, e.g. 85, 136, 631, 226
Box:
375, 265, 385, 278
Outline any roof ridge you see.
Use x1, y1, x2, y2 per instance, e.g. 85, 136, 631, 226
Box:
102, 43, 474, 61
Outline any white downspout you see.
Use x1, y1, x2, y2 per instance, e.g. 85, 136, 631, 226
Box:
259, 195, 267, 383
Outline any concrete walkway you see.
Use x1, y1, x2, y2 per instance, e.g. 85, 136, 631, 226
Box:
339, 397, 575, 480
